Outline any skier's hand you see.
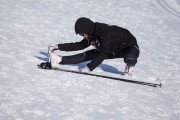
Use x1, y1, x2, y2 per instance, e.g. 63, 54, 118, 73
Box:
79, 66, 90, 73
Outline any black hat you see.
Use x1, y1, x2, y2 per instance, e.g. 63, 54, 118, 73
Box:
75, 17, 95, 35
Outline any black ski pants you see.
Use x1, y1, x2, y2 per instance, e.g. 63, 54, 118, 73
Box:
60, 45, 140, 67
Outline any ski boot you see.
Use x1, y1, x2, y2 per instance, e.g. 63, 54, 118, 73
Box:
48, 44, 62, 68
124, 65, 134, 77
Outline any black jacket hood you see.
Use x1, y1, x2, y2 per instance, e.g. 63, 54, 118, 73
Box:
75, 17, 95, 35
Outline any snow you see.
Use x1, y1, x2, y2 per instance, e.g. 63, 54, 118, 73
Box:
0, 0, 180, 119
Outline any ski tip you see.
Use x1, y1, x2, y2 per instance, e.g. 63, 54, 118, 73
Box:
37, 62, 52, 70
37, 64, 41, 68
154, 83, 162, 88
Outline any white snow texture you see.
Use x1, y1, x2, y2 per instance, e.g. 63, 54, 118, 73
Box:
0, 0, 180, 120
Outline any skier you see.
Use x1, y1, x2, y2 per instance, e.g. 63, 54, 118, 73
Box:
48, 17, 140, 76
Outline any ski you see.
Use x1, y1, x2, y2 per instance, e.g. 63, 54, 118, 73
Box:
38, 62, 162, 88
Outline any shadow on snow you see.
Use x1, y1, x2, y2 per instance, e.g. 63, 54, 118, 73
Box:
35, 51, 124, 75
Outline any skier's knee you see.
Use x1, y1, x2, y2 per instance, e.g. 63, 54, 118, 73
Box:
124, 58, 137, 66
124, 54, 137, 66
124, 51, 139, 66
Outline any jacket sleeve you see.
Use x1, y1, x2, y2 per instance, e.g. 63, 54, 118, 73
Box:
58, 39, 90, 51
87, 35, 111, 71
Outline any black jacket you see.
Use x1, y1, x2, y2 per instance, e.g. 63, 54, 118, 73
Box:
58, 22, 138, 71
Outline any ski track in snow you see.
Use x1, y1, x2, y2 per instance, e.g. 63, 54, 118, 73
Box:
0, 0, 180, 120
156, 0, 180, 18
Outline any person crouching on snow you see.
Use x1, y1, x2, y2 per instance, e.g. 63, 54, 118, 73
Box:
48, 17, 140, 76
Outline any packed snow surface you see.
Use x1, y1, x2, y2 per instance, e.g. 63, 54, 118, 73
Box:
0, 0, 180, 120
